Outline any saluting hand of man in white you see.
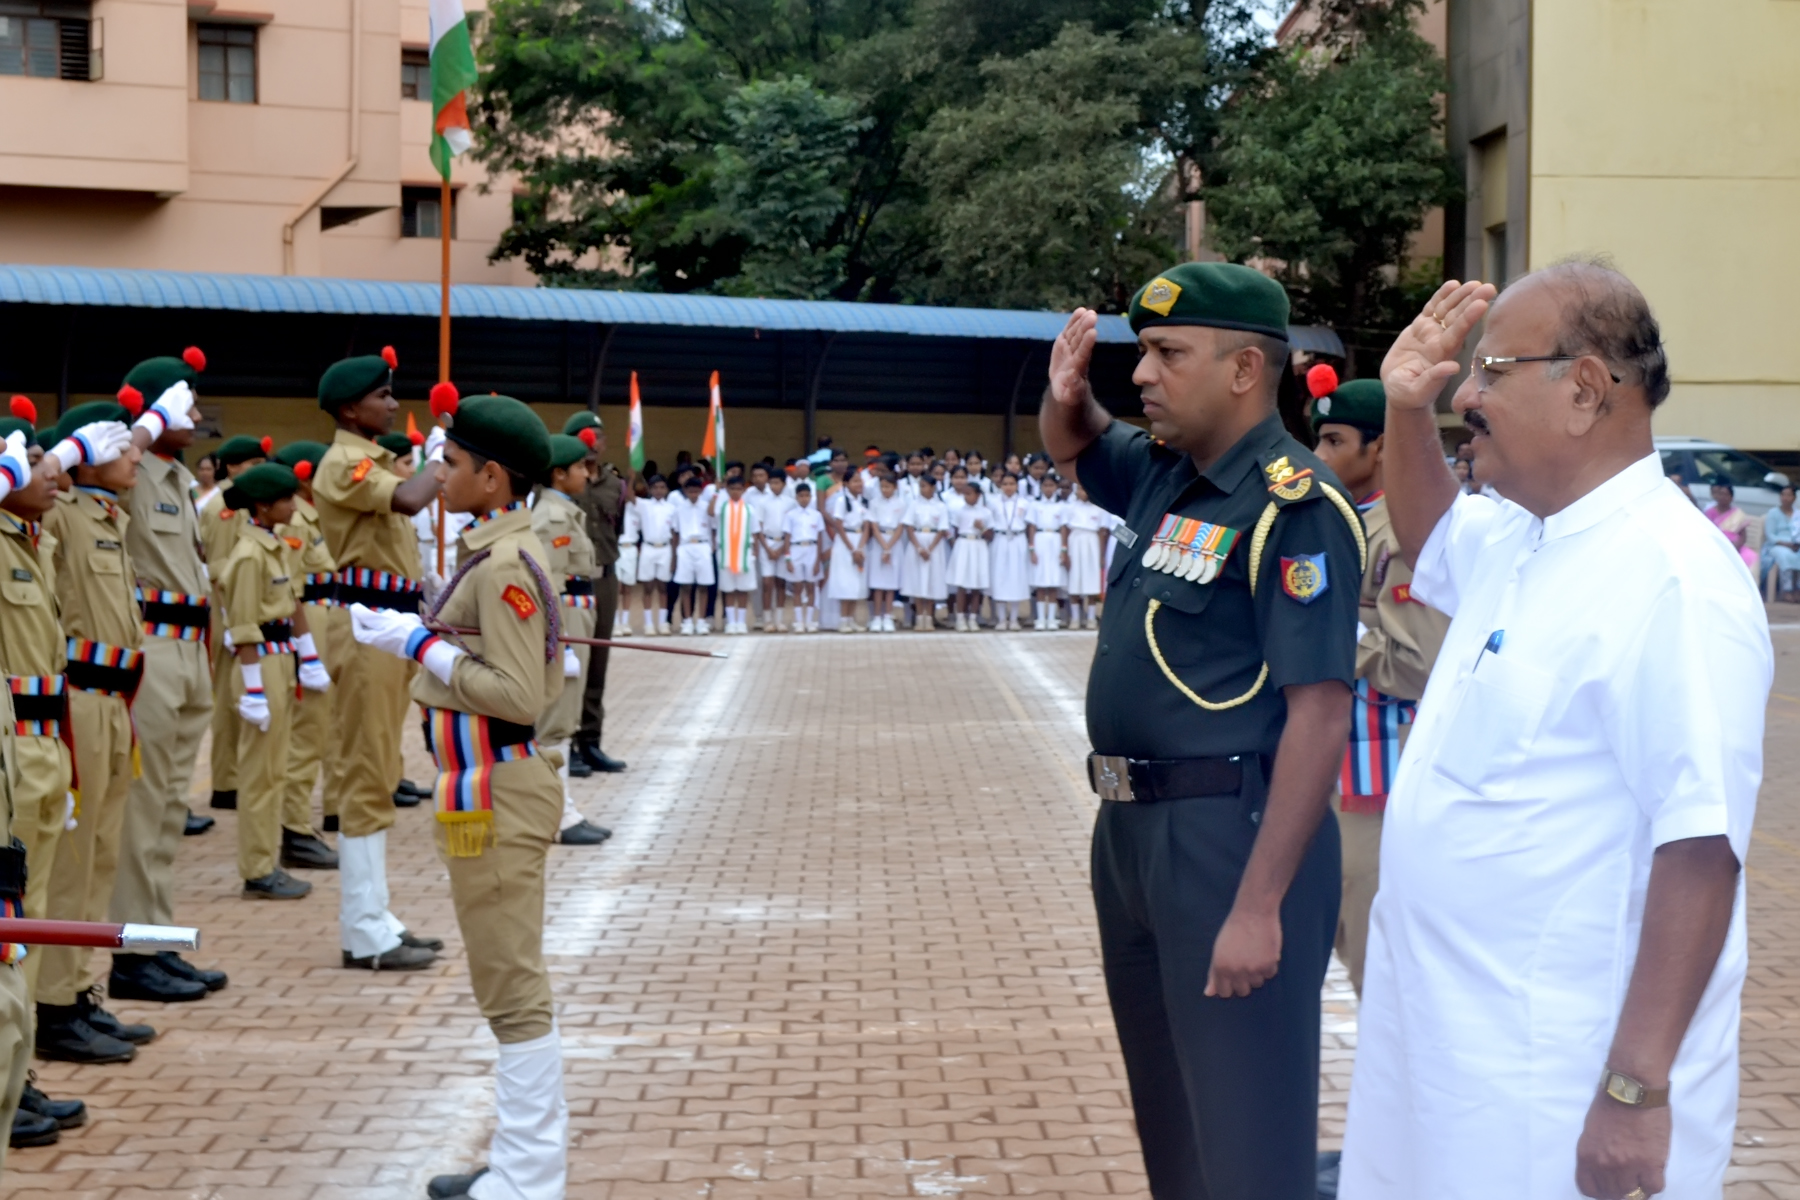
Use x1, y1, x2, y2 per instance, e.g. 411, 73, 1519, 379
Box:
1381, 279, 1497, 408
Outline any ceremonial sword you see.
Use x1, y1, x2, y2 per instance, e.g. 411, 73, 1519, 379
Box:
0, 920, 199, 951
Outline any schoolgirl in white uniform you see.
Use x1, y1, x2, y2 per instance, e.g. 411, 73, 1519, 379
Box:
825, 473, 871, 632
1020, 454, 1051, 501
902, 475, 950, 630
865, 475, 907, 631
776, 482, 827, 632
986, 473, 1031, 631
636, 476, 676, 634
1063, 482, 1110, 630
614, 492, 641, 636
946, 476, 991, 631
1027, 476, 1069, 630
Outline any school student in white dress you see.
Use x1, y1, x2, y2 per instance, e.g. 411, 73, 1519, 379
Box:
1063, 482, 1110, 630
635, 476, 676, 635
775, 482, 827, 633
614, 492, 641, 635
865, 475, 907, 632
946, 477, 991, 631
1027, 477, 1069, 629
1021, 454, 1051, 501
901, 475, 950, 630
711, 475, 760, 635
670, 474, 716, 634
750, 466, 796, 632
986, 473, 1032, 631
825, 473, 872, 632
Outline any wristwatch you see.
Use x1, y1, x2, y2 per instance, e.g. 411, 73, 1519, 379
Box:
1601, 1067, 1670, 1109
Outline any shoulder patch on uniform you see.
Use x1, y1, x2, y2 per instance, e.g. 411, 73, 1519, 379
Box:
1264, 457, 1315, 502
1392, 583, 1419, 605
351, 457, 374, 483
283, 536, 303, 551
1280, 553, 1329, 604
501, 584, 538, 619
552, 535, 572, 548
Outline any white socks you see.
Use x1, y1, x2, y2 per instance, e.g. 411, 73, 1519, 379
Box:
551, 745, 583, 833
470, 1028, 569, 1200
339, 831, 404, 959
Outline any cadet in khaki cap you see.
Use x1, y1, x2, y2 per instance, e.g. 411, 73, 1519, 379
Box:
352, 387, 568, 1200
0, 403, 87, 1147
217, 463, 333, 901
37, 378, 201, 1064
311, 348, 444, 971
1305, 368, 1448, 998
200, 433, 271, 813
532, 432, 610, 846
109, 349, 230, 1007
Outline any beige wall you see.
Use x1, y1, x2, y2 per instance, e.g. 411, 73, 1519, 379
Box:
1530, 0, 1800, 447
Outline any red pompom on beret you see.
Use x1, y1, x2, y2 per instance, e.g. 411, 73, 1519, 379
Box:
381, 345, 398, 369
1306, 363, 1340, 400
294, 460, 314, 482
429, 382, 460, 423
182, 346, 207, 372
260, 435, 274, 454
9, 396, 36, 424
578, 427, 598, 449
117, 385, 144, 416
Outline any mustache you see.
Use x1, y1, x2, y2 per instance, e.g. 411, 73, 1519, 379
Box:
1463, 410, 1491, 436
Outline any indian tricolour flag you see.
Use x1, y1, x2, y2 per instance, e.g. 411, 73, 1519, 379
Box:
627, 371, 645, 472
702, 370, 725, 479
428, 0, 479, 179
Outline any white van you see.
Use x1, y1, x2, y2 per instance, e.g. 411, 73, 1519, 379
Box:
1654, 437, 1791, 516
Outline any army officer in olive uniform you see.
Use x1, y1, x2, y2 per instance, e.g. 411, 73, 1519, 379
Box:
1041, 262, 1362, 1200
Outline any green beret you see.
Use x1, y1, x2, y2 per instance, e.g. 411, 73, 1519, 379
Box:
1127, 262, 1291, 340
375, 432, 416, 458
446, 395, 551, 480
0, 419, 37, 448
547, 434, 590, 471
52, 401, 132, 446
562, 411, 603, 436
122, 349, 203, 406
216, 435, 270, 468
1311, 378, 1387, 434
318, 350, 396, 414
272, 440, 329, 472
221, 463, 299, 511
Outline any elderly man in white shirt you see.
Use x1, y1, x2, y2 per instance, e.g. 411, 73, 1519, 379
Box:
1340, 260, 1772, 1200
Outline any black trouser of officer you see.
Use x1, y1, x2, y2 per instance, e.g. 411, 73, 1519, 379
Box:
577, 567, 619, 748
1091, 756, 1340, 1200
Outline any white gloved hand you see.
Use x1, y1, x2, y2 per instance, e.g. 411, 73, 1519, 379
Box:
424, 426, 446, 464
296, 631, 331, 690
134, 380, 197, 440
236, 660, 271, 731
0, 431, 30, 501
349, 602, 424, 658
562, 645, 581, 678
63, 792, 76, 832
422, 570, 446, 609
49, 421, 132, 473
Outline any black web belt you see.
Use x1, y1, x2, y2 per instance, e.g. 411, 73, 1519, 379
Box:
335, 583, 422, 614
565, 576, 595, 597
1087, 753, 1244, 803
138, 597, 209, 631
9, 690, 65, 725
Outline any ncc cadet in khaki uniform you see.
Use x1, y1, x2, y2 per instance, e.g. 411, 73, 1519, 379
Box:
563, 412, 628, 778
351, 390, 567, 1200
1041, 263, 1363, 1199
0, 407, 86, 1148
217, 463, 332, 901
36, 380, 200, 1063
271, 441, 350, 847
200, 434, 270, 812
1305, 372, 1449, 998
108, 351, 231, 1006
312, 349, 445, 971
532, 433, 610, 846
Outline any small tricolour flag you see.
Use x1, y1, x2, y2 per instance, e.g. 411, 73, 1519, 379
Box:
428, 0, 479, 180
702, 370, 725, 479
627, 371, 645, 473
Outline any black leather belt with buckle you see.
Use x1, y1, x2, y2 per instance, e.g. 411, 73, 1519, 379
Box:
1087, 753, 1244, 802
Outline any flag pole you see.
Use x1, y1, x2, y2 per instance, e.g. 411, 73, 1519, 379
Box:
435, 175, 450, 577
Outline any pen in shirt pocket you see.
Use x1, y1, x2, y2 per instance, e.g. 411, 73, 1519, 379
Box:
1474, 629, 1505, 673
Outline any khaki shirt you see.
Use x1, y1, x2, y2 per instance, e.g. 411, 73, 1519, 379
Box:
218, 523, 299, 647
45, 488, 143, 650
278, 496, 337, 590
411, 506, 562, 727
126, 452, 207, 597
198, 487, 246, 578
575, 463, 625, 567
530, 489, 595, 594
314, 429, 421, 578
0, 513, 66, 680
1355, 497, 1450, 702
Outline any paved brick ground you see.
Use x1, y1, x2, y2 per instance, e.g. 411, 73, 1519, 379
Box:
3, 624, 1798, 1197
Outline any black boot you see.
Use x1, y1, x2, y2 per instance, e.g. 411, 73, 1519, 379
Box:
34, 1002, 136, 1064
392, 786, 423, 809
243, 868, 312, 899
209, 789, 237, 810
154, 951, 228, 992
396, 778, 432, 800
427, 1167, 488, 1199
280, 828, 340, 870
108, 953, 208, 1003
77, 989, 155, 1045
575, 741, 627, 773
184, 808, 214, 835
9, 1107, 58, 1148
19, 1076, 85, 1129
566, 751, 594, 778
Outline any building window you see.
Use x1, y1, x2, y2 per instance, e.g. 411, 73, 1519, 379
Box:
0, 3, 94, 80
197, 23, 255, 103
401, 47, 428, 100
1475, 131, 1509, 286
402, 186, 456, 239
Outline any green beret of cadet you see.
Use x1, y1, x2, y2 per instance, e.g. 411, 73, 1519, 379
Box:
121, 347, 206, 407
221, 462, 300, 511
1127, 261, 1291, 340
216, 435, 271, 467
0, 418, 37, 448
562, 411, 602, 436
52, 401, 133, 446
272, 440, 329, 472
318, 346, 398, 414
436, 390, 551, 480
1306, 366, 1387, 434
375, 432, 417, 458
547, 434, 590, 471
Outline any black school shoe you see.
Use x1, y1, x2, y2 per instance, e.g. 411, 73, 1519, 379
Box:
78, 990, 155, 1044
155, 951, 227, 992
341, 943, 437, 971
34, 1003, 136, 1064
209, 789, 237, 810
400, 929, 444, 952
108, 953, 208, 1003
558, 820, 611, 846
280, 828, 339, 870
427, 1167, 487, 1199
397, 778, 432, 799
19, 1077, 85, 1129
184, 808, 214, 835
9, 1107, 58, 1148
392, 787, 423, 809
243, 868, 312, 900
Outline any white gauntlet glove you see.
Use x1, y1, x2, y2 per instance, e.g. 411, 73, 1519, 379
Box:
296, 631, 331, 691
0, 431, 30, 502
133, 380, 198, 441
349, 603, 465, 685
236, 660, 271, 731
49, 421, 132, 473
562, 645, 582, 678
424, 425, 446, 464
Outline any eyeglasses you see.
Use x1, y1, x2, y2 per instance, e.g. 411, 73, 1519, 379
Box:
1474, 355, 1623, 392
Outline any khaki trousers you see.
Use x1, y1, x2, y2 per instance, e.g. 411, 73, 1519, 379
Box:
40, 690, 133, 1006
327, 632, 411, 839
0, 966, 30, 1177
576, 570, 618, 744
110, 636, 211, 928
280, 603, 344, 832
1332, 793, 1383, 998
208, 608, 242, 794
538, 603, 593, 754
13, 735, 71, 1003
441, 755, 560, 1044
230, 653, 295, 881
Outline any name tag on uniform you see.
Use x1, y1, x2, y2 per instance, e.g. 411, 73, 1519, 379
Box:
1113, 525, 1138, 550
94, 539, 120, 551
271, 576, 290, 586
155, 502, 180, 515
10, 569, 31, 583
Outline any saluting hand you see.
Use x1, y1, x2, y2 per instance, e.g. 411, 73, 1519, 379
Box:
1048, 308, 1100, 409
1205, 908, 1283, 999
1381, 280, 1498, 412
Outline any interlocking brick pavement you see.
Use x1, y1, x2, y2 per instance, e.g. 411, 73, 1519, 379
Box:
2, 625, 1798, 1197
